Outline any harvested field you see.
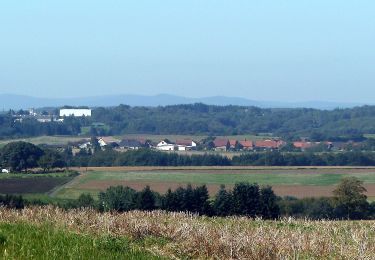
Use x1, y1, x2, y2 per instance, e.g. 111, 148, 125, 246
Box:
0, 177, 73, 194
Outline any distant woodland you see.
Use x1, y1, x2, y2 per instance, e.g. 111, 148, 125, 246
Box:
2, 104, 375, 141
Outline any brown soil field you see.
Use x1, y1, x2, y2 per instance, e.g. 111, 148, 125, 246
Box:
77, 179, 375, 198
0, 177, 72, 194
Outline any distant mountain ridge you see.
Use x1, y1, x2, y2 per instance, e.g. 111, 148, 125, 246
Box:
0, 93, 366, 110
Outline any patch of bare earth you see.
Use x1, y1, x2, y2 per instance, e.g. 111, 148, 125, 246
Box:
77, 180, 375, 198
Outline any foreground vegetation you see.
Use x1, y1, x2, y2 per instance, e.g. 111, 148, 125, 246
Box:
0, 206, 374, 259
0, 222, 160, 259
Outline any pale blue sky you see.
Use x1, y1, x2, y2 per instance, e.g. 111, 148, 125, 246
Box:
0, 1, 374, 102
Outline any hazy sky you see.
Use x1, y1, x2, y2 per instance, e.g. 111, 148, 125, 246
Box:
1, 1, 374, 102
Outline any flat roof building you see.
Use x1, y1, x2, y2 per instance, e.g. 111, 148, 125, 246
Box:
59, 108, 91, 117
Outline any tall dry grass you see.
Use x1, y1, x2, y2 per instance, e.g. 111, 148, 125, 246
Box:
0, 206, 374, 259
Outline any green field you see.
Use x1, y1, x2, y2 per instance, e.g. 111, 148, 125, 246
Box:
73, 170, 375, 185
54, 168, 375, 199
0, 135, 86, 147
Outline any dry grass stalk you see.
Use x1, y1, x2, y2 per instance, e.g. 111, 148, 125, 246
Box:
0, 206, 374, 259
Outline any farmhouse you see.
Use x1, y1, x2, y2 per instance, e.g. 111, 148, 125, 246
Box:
175, 139, 197, 151
156, 140, 175, 151
59, 108, 92, 117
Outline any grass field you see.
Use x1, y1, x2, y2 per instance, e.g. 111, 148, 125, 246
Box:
0, 135, 86, 147
54, 166, 375, 199
0, 222, 162, 259
0, 206, 374, 259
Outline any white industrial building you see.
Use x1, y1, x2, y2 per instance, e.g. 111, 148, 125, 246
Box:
59, 109, 92, 117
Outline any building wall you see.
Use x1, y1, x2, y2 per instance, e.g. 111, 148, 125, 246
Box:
60, 109, 92, 117
156, 145, 175, 151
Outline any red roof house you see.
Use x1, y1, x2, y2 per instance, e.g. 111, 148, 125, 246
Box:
229, 139, 237, 148
255, 139, 285, 149
213, 139, 229, 151
239, 140, 253, 150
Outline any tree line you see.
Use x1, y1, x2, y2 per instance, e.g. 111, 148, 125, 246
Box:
6, 142, 375, 172
71, 149, 375, 167
3, 103, 375, 141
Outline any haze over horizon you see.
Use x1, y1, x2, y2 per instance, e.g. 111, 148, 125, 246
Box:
1, 1, 374, 103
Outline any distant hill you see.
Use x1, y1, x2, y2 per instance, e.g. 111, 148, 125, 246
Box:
0, 93, 365, 110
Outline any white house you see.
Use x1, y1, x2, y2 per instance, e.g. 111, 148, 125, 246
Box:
98, 138, 107, 147
79, 141, 91, 149
156, 140, 175, 151
175, 139, 197, 151
59, 109, 92, 117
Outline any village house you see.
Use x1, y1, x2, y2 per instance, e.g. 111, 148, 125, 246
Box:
156, 140, 175, 151
229, 139, 238, 149
213, 139, 229, 151
293, 141, 319, 150
98, 137, 121, 148
175, 139, 197, 151
254, 139, 286, 150
239, 140, 253, 150
118, 139, 144, 150
79, 141, 91, 149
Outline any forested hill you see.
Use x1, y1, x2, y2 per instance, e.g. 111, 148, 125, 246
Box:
2, 103, 375, 140
91, 104, 375, 140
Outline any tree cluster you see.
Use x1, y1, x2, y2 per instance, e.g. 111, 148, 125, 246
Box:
95, 183, 280, 219
0, 141, 65, 172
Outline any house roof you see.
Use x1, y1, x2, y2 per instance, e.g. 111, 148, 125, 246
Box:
99, 136, 120, 143
176, 139, 193, 146
239, 140, 253, 148
157, 140, 174, 146
229, 139, 237, 146
119, 139, 143, 148
214, 139, 229, 147
293, 141, 317, 149
255, 139, 285, 148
